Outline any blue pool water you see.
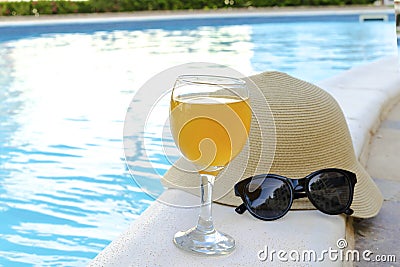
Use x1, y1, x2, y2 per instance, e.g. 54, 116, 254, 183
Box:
0, 12, 397, 266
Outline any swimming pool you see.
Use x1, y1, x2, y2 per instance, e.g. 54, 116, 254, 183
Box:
0, 10, 397, 266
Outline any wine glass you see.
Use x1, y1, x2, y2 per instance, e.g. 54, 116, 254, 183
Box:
169, 75, 251, 255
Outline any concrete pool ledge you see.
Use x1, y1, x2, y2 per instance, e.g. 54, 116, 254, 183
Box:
90, 56, 400, 266
317, 56, 400, 166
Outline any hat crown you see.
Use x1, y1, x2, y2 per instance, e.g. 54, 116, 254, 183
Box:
248, 71, 356, 178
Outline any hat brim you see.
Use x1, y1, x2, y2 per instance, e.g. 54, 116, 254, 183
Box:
350, 161, 383, 218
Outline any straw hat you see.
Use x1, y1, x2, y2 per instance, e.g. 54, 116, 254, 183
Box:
161, 71, 383, 219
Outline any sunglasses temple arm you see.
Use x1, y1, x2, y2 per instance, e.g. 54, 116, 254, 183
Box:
345, 208, 354, 215
235, 203, 247, 215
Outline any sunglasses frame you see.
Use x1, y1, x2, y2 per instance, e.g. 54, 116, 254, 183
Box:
234, 168, 357, 221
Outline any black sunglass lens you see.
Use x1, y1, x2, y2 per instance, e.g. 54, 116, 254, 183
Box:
308, 172, 351, 214
245, 177, 291, 219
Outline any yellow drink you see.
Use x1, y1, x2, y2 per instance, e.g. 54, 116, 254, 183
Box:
170, 75, 247, 254
170, 95, 251, 168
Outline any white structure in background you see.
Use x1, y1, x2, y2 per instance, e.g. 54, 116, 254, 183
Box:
384, 0, 394, 5
375, 0, 395, 5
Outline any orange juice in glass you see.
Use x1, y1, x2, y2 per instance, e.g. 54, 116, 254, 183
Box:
170, 75, 251, 255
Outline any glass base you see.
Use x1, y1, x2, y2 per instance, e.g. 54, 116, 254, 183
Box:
173, 227, 235, 255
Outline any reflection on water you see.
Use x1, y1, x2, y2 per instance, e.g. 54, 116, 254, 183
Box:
0, 19, 397, 266
250, 21, 397, 81
0, 25, 254, 266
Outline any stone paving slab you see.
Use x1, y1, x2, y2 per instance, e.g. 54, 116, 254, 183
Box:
354, 198, 400, 267
365, 103, 400, 182
353, 102, 400, 267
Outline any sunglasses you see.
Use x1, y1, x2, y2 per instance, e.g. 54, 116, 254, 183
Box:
234, 168, 357, 221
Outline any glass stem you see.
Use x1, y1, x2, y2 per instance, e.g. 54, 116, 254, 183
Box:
196, 173, 216, 234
